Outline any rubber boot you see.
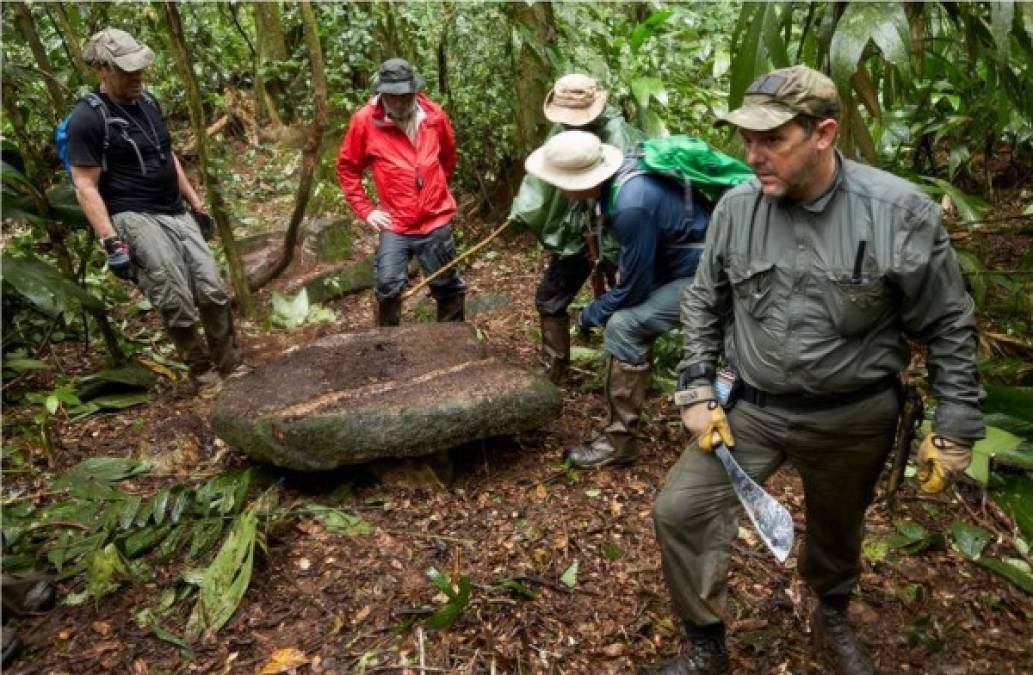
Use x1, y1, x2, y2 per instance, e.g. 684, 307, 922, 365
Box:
811, 598, 876, 675
375, 297, 403, 327
539, 313, 570, 384
564, 356, 651, 468
166, 324, 212, 379
638, 624, 730, 675
199, 302, 241, 375
436, 294, 465, 322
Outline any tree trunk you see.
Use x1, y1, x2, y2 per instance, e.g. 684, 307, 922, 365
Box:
247, 0, 328, 291
162, 1, 255, 318
47, 4, 92, 85
253, 1, 290, 124
505, 2, 557, 190
11, 1, 68, 119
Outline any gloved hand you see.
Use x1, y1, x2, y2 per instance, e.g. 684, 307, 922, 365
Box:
367, 209, 393, 233
916, 434, 972, 493
680, 400, 735, 452
191, 207, 214, 241
101, 236, 134, 281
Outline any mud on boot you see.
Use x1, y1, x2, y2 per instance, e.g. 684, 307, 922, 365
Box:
563, 356, 650, 469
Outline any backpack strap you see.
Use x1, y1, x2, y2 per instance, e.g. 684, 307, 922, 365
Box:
82, 93, 111, 173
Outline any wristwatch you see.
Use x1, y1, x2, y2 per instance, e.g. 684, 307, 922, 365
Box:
677, 362, 715, 391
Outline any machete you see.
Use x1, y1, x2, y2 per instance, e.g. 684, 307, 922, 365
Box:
713, 442, 794, 563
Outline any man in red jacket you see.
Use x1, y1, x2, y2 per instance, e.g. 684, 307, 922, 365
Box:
336, 58, 465, 326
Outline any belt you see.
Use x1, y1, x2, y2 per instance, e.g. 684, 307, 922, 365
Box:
739, 376, 898, 412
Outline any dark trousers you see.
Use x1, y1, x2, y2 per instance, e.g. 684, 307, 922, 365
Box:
535, 252, 594, 317
653, 387, 899, 626
375, 226, 466, 302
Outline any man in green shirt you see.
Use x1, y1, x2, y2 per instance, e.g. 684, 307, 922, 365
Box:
647, 66, 983, 675
509, 74, 641, 383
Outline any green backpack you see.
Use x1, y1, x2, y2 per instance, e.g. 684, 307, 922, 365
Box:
608, 135, 754, 210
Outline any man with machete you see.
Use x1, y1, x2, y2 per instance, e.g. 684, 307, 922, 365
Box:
648, 65, 984, 675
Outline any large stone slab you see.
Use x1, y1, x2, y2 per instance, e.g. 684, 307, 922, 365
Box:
211, 323, 561, 470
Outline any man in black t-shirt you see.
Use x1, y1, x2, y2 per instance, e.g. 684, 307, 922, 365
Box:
68, 27, 240, 386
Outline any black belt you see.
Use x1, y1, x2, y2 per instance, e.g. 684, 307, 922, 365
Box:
739, 376, 898, 411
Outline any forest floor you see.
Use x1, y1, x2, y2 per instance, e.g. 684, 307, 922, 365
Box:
3, 152, 1032, 674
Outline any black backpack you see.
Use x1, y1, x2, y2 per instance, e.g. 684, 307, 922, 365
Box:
55, 91, 159, 180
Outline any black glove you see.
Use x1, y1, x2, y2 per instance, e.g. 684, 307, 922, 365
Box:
191, 208, 214, 241
102, 236, 134, 280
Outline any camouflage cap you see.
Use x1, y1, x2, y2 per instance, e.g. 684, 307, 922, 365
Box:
82, 27, 154, 72
716, 65, 840, 131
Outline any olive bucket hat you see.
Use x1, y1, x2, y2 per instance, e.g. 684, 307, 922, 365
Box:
543, 74, 608, 127
373, 58, 424, 95
525, 131, 622, 192
716, 65, 841, 131
82, 27, 154, 72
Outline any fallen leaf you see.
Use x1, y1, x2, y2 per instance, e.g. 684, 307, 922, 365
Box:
92, 620, 113, 637
535, 484, 548, 500
354, 605, 371, 624
601, 643, 626, 658
258, 647, 309, 674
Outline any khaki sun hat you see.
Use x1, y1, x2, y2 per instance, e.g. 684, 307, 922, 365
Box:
543, 74, 608, 127
525, 130, 622, 192
716, 65, 841, 131
82, 27, 154, 72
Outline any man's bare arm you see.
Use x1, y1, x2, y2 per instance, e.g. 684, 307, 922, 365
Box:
71, 165, 117, 240
173, 154, 205, 213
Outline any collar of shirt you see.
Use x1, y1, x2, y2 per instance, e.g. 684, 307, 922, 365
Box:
800, 150, 846, 214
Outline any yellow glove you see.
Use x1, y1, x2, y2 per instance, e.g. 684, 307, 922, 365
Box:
680, 400, 735, 453
916, 434, 972, 493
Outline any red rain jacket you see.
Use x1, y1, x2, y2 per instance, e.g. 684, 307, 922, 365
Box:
336, 94, 458, 236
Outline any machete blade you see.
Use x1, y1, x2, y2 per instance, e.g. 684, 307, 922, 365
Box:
714, 443, 794, 563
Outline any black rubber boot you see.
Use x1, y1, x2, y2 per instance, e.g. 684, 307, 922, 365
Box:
166, 324, 212, 379
375, 297, 403, 327
199, 302, 241, 375
811, 598, 876, 675
638, 623, 730, 675
435, 293, 465, 322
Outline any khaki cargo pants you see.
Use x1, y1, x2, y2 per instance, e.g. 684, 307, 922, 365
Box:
112, 210, 228, 326
653, 386, 899, 627
112, 210, 237, 373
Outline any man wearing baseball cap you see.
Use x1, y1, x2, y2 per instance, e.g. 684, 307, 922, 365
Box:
67, 28, 241, 390
509, 74, 641, 384
648, 65, 983, 674
525, 130, 710, 470
336, 58, 465, 326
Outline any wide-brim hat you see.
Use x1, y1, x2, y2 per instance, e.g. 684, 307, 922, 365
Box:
544, 73, 608, 127
83, 27, 154, 72
525, 130, 622, 192
373, 57, 424, 95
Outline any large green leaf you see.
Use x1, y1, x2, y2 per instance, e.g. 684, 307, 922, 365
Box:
1, 253, 104, 316
54, 458, 153, 490
951, 520, 993, 560
975, 556, 1033, 594
728, 3, 772, 110
992, 475, 1033, 542
424, 566, 471, 630
983, 385, 1033, 423
830, 3, 909, 106
185, 499, 260, 640
303, 504, 373, 536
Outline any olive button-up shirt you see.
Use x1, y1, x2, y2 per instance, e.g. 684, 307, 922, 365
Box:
679, 154, 984, 442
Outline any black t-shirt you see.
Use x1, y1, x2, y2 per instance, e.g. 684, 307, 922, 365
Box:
66, 90, 183, 216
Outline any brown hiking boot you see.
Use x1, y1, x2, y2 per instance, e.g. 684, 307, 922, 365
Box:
199, 302, 241, 375
564, 356, 650, 468
811, 601, 876, 675
539, 313, 570, 384
375, 297, 403, 327
638, 626, 730, 675
166, 324, 212, 379
435, 293, 465, 322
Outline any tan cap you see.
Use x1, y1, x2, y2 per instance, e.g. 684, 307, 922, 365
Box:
716, 65, 840, 131
82, 28, 154, 72
525, 131, 622, 192
544, 74, 608, 127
